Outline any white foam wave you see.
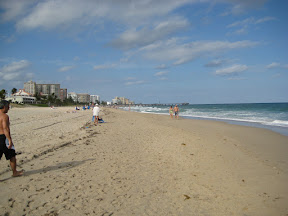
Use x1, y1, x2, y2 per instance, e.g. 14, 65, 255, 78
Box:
263, 120, 288, 127
181, 114, 288, 128
121, 105, 288, 129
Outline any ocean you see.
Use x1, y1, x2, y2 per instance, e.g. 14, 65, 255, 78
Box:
121, 103, 288, 136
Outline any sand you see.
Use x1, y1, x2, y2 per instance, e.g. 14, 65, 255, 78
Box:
0, 106, 287, 216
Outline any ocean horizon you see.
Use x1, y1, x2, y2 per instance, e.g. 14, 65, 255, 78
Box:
121, 102, 288, 136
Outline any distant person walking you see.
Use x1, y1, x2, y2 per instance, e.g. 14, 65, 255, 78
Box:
0, 100, 23, 177
169, 106, 173, 119
93, 104, 100, 125
174, 104, 179, 119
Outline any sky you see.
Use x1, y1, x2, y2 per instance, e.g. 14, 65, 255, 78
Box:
0, 0, 287, 104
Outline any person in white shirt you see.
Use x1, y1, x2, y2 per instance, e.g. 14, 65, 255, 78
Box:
93, 104, 100, 125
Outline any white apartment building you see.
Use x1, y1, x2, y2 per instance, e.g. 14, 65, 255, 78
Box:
24, 81, 36, 95
112, 98, 121, 104
90, 95, 100, 104
67, 92, 78, 102
36, 84, 60, 98
24, 81, 61, 98
113, 96, 134, 105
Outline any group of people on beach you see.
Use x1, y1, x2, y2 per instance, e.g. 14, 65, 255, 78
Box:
169, 104, 179, 119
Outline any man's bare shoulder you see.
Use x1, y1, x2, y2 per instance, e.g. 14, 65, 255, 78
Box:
0, 112, 9, 121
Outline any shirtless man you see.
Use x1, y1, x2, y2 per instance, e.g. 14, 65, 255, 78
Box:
0, 100, 23, 177
174, 104, 179, 119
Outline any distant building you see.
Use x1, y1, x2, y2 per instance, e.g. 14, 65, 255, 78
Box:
24, 81, 64, 100
6, 89, 36, 104
36, 83, 60, 98
112, 98, 121, 104
77, 93, 90, 104
113, 96, 134, 105
60, 88, 67, 101
90, 95, 100, 104
24, 81, 36, 95
67, 92, 78, 103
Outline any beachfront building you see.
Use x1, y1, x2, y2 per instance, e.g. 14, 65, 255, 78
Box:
24, 81, 37, 95
36, 83, 60, 98
113, 96, 134, 105
90, 95, 100, 104
60, 88, 67, 101
24, 81, 66, 100
6, 89, 36, 104
67, 92, 78, 103
77, 93, 90, 104
112, 98, 121, 105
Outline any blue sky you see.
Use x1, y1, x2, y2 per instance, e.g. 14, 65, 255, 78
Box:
0, 0, 287, 104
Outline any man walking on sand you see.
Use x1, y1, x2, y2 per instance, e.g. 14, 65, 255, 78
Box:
93, 104, 100, 125
174, 104, 179, 119
0, 100, 23, 177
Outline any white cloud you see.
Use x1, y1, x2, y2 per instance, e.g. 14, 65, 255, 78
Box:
205, 59, 227, 67
227, 17, 254, 28
215, 64, 248, 75
110, 16, 189, 49
156, 64, 168, 69
125, 80, 146, 86
58, 65, 75, 72
227, 16, 276, 35
154, 71, 168, 76
0, 0, 36, 22
0, 60, 33, 81
227, 16, 276, 28
266, 62, 281, 69
0, 60, 30, 73
6, 0, 192, 31
266, 62, 288, 70
255, 16, 277, 24
140, 39, 258, 65
1, 0, 270, 34
159, 77, 168, 80
124, 77, 136, 81
220, 0, 268, 15
93, 63, 116, 70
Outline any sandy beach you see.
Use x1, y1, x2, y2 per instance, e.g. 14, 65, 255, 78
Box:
0, 106, 288, 216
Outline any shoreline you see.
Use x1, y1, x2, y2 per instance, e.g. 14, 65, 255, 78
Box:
124, 109, 288, 137
183, 116, 288, 137
1, 106, 288, 215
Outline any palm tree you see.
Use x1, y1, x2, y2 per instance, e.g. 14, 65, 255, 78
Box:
11, 88, 17, 95
0, 89, 7, 99
34, 92, 41, 101
47, 93, 57, 105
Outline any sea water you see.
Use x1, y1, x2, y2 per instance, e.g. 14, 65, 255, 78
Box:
122, 103, 288, 136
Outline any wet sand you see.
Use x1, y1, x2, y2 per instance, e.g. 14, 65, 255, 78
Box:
0, 106, 288, 216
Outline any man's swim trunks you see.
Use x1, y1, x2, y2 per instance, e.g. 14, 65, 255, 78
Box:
0, 134, 16, 160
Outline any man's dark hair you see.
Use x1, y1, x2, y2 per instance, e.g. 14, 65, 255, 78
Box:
0, 100, 10, 109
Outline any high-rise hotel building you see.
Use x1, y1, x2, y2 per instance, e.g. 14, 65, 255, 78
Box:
24, 81, 67, 101
23, 81, 37, 95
